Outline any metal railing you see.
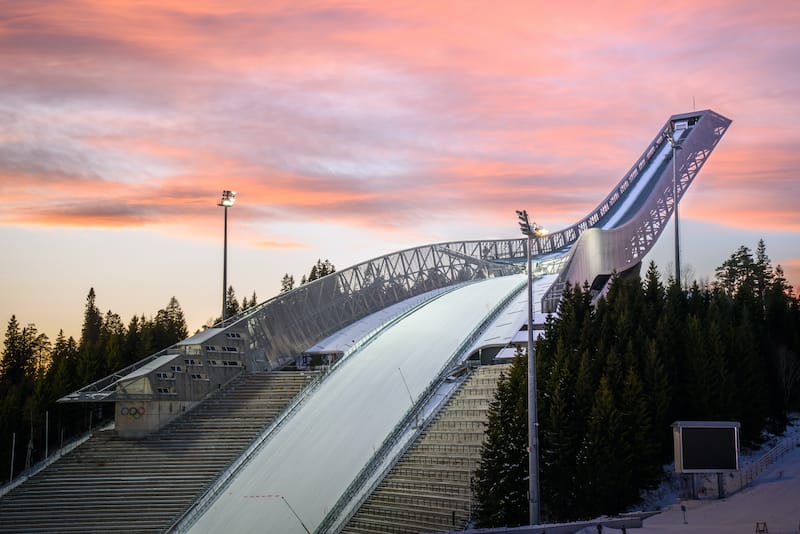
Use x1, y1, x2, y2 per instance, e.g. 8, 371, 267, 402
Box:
170, 285, 469, 533
315, 278, 526, 533
732, 433, 800, 494
682, 432, 800, 499
541, 110, 732, 311
168, 372, 325, 533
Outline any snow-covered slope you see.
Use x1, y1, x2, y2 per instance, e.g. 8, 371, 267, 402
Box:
187, 275, 525, 534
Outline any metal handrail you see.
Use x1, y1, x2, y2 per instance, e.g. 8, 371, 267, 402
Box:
734, 433, 800, 492
331, 373, 469, 534
540, 110, 731, 311
167, 372, 325, 533
315, 278, 526, 533
0, 421, 113, 498
169, 286, 466, 533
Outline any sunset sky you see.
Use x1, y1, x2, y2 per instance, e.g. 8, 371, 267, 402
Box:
1, 0, 798, 342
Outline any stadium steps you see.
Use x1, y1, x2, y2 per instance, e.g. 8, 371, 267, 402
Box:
342, 363, 509, 534
0, 370, 316, 533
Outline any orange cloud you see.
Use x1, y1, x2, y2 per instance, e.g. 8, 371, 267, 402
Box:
0, 0, 798, 247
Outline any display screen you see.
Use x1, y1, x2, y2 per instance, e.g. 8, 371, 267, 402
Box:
681, 426, 738, 471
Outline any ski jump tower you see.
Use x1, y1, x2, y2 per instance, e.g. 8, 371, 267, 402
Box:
45, 110, 734, 534
62, 110, 731, 436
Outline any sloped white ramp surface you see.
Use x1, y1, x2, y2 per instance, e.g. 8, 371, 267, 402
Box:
187, 274, 524, 534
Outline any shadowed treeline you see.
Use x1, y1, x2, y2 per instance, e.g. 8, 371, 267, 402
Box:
473, 240, 800, 526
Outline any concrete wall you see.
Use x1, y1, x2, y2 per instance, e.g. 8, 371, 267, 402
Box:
115, 399, 195, 438
114, 328, 250, 438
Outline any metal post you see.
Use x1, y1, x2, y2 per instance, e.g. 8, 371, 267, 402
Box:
673, 143, 680, 286
222, 205, 228, 323
526, 235, 540, 525
398, 367, 419, 428
45, 411, 49, 459
667, 129, 682, 287
517, 208, 545, 527
9, 433, 15, 483
280, 495, 311, 534
218, 190, 236, 323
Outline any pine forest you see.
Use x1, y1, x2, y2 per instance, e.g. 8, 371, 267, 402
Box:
473, 240, 800, 525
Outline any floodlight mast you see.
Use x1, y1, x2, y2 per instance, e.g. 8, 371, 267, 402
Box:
516, 208, 548, 526
218, 190, 236, 324
666, 126, 683, 287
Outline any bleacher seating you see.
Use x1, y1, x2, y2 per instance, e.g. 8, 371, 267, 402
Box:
0, 371, 316, 533
342, 363, 509, 534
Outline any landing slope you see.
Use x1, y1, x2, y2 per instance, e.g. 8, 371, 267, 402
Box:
187, 275, 525, 534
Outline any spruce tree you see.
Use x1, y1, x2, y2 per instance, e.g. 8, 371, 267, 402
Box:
77, 288, 104, 384
577, 375, 624, 518
281, 273, 295, 293
473, 353, 529, 527
224, 285, 240, 318
1, 316, 28, 387
99, 311, 125, 374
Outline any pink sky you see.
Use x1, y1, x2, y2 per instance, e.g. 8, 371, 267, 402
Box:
1, 0, 799, 341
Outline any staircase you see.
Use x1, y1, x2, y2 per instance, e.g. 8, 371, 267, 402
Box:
0, 371, 316, 533
343, 364, 509, 534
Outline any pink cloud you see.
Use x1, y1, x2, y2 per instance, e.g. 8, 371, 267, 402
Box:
0, 0, 798, 246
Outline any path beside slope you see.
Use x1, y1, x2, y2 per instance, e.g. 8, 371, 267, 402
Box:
641, 444, 800, 533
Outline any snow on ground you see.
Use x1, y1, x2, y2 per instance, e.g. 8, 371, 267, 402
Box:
639, 416, 800, 533
186, 274, 525, 534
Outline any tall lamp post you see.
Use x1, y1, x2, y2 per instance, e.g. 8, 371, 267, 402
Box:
219, 190, 236, 324
516, 209, 548, 526
666, 127, 683, 287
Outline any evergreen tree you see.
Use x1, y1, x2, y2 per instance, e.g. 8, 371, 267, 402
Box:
77, 288, 104, 384
1, 316, 30, 387
539, 354, 580, 520
44, 331, 79, 402
281, 273, 295, 293
473, 353, 529, 527
306, 259, 336, 283
99, 311, 125, 374
577, 375, 625, 518
0, 316, 40, 479
643, 339, 671, 458
754, 239, 773, 309
476, 241, 799, 522
123, 315, 146, 366
619, 367, 659, 498
79, 288, 102, 352
224, 285, 240, 318
714, 245, 755, 297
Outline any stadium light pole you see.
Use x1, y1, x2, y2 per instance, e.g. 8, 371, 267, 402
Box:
218, 190, 236, 324
516, 208, 548, 526
666, 127, 682, 287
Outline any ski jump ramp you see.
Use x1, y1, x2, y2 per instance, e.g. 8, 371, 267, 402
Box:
64, 111, 732, 533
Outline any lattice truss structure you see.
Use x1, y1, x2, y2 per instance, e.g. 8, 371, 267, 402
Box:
539, 110, 731, 310
63, 111, 730, 400
242, 110, 730, 367
242, 244, 520, 370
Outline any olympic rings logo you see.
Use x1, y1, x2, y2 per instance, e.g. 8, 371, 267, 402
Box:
120, 406, 146, 419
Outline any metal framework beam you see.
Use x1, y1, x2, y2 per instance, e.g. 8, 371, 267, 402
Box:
61, 110, 731, 403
